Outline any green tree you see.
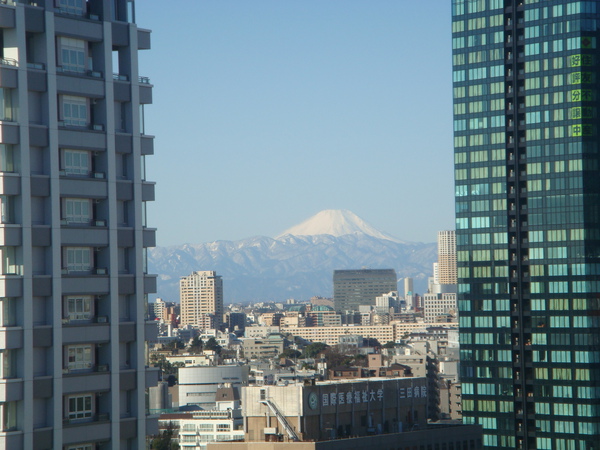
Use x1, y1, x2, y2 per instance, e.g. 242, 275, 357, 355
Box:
382, 341, 396, 349
302, 342, 328, 358
279, 349, 301, 359
150, 422, 179, 450
150, 354, 184, 376
204, 337, 222, 355
188, 336, 204, 354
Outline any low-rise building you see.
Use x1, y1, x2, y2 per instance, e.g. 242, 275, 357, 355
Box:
284, 325, 394, 346
242, 377, 428, 442
179, 365, 249, 409
240, 336, 285, 360
160, 385, 244, 449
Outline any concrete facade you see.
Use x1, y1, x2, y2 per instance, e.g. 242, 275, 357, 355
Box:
178, 365, 249, 409
0, 1, 157, 448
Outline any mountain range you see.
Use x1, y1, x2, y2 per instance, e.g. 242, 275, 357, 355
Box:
148, 210, 437, 303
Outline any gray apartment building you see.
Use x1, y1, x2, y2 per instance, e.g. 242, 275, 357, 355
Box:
0, 0, 158, 448
333, 269, 397, 313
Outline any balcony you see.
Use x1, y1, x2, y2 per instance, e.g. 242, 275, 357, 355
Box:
62, 322, 109, 345
62, 413, 110, 444
58, 127, 106, 151
59, 170, 105, 180
61, 267, 107, 276
58, 121, 104, 132
0, 58, 17, 68
56, 66, 102, 79
55, 7, 100, 21
62, 315, 108, 326
61, 219, 107, 227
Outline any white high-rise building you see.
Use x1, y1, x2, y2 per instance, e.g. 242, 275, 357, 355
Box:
0, 1, 158, 448
180, 271, 224, 329
437, 230, 457, 284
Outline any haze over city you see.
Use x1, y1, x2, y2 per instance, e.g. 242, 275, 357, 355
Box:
136, 1, 455, 246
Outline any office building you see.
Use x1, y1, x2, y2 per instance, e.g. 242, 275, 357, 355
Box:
180, 271, 224, 329
232, 378, 482, 450
423, 292, 458, 323
453, 0, 600, 448
0, 0, 158, 448
333, 269, 397, 312
437, 230, 457, 284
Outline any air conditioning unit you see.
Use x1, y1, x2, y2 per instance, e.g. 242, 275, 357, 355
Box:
93, 172, 105, 179
95, 220, 107, 227
97, 364, 109, 372
97, 316, 108, 323
95, 268, 107, 275
92, 124, 104, 131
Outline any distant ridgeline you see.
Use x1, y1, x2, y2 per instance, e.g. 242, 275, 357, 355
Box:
149, 210, 436, 303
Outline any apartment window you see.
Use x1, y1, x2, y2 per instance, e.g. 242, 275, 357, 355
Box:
63, 198, 91, 224
58, 37, 86, 73
65, 247, 92, 272
0, 401, 16, 431
0, 349, 15, 378
66, 295, 93, 320
0, 89, 13, 122
67, 345, 92, 370
62, 149, 91, 176
0, 145, 14, 173
0, 247, 21, 275
61, 95, 88, 126
57, 0, 86, 16
0, 196, 14, 224
67, 394, 93, 420
0, 298, 16, 327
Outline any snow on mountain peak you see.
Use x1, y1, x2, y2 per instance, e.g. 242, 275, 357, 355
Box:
276, 209, 402, 243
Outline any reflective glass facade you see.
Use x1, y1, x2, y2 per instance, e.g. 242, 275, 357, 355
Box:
452, 0, 600, 448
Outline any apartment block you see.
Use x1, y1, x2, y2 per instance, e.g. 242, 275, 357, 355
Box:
0, 0, 158, 449
436, 230, 457, 284
180, 271, 223, 330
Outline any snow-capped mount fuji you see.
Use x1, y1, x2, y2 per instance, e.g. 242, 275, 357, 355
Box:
148, 210, 436, 303
276, 209, 403, 243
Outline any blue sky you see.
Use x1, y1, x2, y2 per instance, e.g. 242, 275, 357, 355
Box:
136, 1, 454, 246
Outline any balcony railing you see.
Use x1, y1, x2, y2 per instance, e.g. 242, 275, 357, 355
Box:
113, 73, 129, 81
139, 76, 151, 84
57, 121, 105, 131
0, 57, 17, 67
27, 62, 45, 70
61, 267, 107, 275
56, 66, 103, 78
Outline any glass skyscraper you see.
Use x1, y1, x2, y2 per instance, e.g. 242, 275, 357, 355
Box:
452, 0, 600, 448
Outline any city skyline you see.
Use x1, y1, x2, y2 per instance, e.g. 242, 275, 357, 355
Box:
136, 1, 455, 246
